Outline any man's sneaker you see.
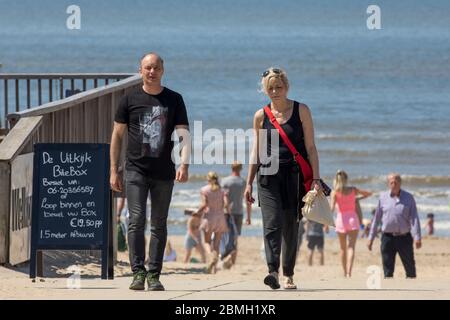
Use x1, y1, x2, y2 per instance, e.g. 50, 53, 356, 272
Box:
129, 270, 147, 290
147, 272, 165, 291
264, 272, 280, 290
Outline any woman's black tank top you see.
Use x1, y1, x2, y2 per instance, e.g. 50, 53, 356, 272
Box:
262, 101, 308, 166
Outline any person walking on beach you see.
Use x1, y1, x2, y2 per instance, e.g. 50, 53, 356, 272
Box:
218, 212, 239, 270
195, 172, 230, 274
221, 161, 252, 265
367, 173, 422, 278
183, 211, 206, 263
425, 213, 434, 236
330, 170, 372, 278
244, 67, 322, 290
110, 52, 190, 291
306, 220, 328, 266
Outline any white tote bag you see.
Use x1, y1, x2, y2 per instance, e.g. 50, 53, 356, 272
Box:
301, 190, 335, 227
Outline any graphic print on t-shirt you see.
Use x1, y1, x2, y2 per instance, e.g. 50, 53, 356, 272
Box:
139, 105, 168, 157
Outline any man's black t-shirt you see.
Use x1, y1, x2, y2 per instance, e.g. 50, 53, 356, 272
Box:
114, 86, 189, 180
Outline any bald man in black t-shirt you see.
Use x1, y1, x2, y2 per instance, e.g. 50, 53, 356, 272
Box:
110, 52, 190, 291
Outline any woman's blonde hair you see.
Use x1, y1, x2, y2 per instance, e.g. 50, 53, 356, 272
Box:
260, 67, 290, 94
333, 170, 348, 192
207, 171, 220, 191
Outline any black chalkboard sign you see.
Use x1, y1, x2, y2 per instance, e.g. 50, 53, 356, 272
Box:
30, 143, 113, 279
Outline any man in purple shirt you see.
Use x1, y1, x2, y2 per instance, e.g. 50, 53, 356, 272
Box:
367, 173, 422, 278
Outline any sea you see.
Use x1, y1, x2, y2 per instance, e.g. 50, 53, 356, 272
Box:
1, 0, 449, 238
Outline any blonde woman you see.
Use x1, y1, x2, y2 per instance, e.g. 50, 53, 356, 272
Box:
196, 172, 230, 273
330, 170, 372, 277
244, 67, 322, 290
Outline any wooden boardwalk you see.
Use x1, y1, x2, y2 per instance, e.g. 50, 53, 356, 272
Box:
0, 73, 141, 266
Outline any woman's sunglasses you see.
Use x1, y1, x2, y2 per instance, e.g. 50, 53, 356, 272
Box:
262, 68, 282, 78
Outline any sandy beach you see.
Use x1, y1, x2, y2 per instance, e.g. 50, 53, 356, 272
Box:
1, 235, 449, 300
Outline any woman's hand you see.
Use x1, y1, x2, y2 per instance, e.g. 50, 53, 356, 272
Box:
244, 184, 255, 204
312, 179, 322, 192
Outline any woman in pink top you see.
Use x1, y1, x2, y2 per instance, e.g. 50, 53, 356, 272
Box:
196, 171, 230, 273
330, 170, 372, 277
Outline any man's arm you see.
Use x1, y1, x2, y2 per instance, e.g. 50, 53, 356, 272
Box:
175, 125, 190, 183
368, 199, 383, 250
246, 200, 252, 225
410, 196, 422, 248
224, 192, 231, 215
110, 122, 126, 192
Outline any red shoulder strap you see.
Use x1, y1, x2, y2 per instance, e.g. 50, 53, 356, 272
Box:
264, 104, 313, 191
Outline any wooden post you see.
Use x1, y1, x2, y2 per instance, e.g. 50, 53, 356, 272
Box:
112, 193, 117, 264
37, 251, 43, 277
0, 162, 11, 264
15, 79, 19, 112
59, 77, 64, 99
108, 191, 114, 279
3, 79, 8, 129
38, 79, 42, 106
49, 79, 53, 102
26, 79, 31, 108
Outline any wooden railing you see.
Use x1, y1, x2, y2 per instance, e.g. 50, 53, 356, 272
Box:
0, 74, 140, 265
0, 73, 134, 130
